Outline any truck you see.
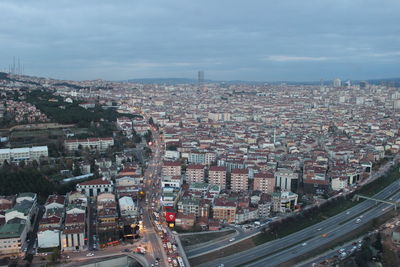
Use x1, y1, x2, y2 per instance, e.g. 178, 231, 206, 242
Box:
136, 247, 146, 254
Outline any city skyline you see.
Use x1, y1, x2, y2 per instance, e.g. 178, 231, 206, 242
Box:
0, 0, 399, 82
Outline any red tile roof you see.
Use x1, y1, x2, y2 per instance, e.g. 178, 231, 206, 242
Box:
163, 161, 181, 167
78, 178, 111, 186
209, 166, 226, 172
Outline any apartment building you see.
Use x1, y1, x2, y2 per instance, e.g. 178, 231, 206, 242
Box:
186, 164, 205, 184
162, 161, 181, 177
212, 198, 237, 224
231, 168, 249, 192
208, 166, 227, 190
253, 172, 275, 194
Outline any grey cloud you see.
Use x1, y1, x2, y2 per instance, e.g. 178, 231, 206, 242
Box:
0, 0, 399, 81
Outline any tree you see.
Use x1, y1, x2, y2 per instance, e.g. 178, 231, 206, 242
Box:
382, 242, 399, 267
373, 232, 383, 251
148, 117, 154, 125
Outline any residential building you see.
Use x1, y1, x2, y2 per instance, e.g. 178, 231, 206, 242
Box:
162, 161, 182, 177
208, 166, 226, 190
177, 198, 200, 216
186, 164, 205, 184
231, 168, 249, 192
235, 207, 259, 224
253, 172, 275, 194
213, 198, 236, 224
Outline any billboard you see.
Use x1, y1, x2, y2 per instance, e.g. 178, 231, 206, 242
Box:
165, 211, 176, 223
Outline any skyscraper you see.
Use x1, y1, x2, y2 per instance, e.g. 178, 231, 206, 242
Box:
198, 71, 204, 84
333, 78, 341, 87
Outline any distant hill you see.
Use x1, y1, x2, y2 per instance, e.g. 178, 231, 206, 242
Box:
127, 78, 197, 85
126, 76, 400, 86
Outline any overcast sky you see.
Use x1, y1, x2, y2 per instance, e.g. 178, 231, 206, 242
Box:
1, 0, 399, 81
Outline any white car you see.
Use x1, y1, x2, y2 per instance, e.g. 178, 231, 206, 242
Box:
356, 218, 361, 223
229, 238, 235, 242
301, 242, 307, 246
86, 253, 94, 257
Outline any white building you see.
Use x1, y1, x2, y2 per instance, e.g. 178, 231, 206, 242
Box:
235, 207, 259, 224
64, 138, 114, 152
272, 191, 298, 213
274, 169, 298, 192
76, 178, 114, 197
37, 229, 60, 249
331, 177, 348, 191
118, 196, 137, 217
0, 146, 48, 164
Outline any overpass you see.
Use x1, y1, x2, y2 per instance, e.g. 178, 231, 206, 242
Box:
352, 194, 400, 210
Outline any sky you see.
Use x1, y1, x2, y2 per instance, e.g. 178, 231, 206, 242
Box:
0, 0, 399, 82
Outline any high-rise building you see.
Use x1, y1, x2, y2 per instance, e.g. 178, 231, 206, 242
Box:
231, 168, 248, 192
186, 164, 205, 184
333, 78, 341, 87
198, 71, 204, 84
359, 81, 368, 89
208, 166, 227, 189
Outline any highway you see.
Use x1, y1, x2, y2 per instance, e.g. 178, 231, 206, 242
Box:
186, 225, 259, 258
189, 158, 398, 260
199, 176, 400, 267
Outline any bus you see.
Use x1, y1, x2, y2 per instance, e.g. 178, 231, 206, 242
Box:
177, 256, 185, 267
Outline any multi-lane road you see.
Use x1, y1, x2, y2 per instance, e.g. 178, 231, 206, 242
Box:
140, 126, 166, 266
199, 174, 400, 267
189, 158, 399, 261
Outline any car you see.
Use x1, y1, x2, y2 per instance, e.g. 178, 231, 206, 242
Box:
316, 228, 322, 231
346, 211, 350, 214
168, 257, 172, 263
86, 253, 94, 257
356, 218, 361, 223
339, 248, 345, 253
229, 238, 235, 242
301, 242, 307, 246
